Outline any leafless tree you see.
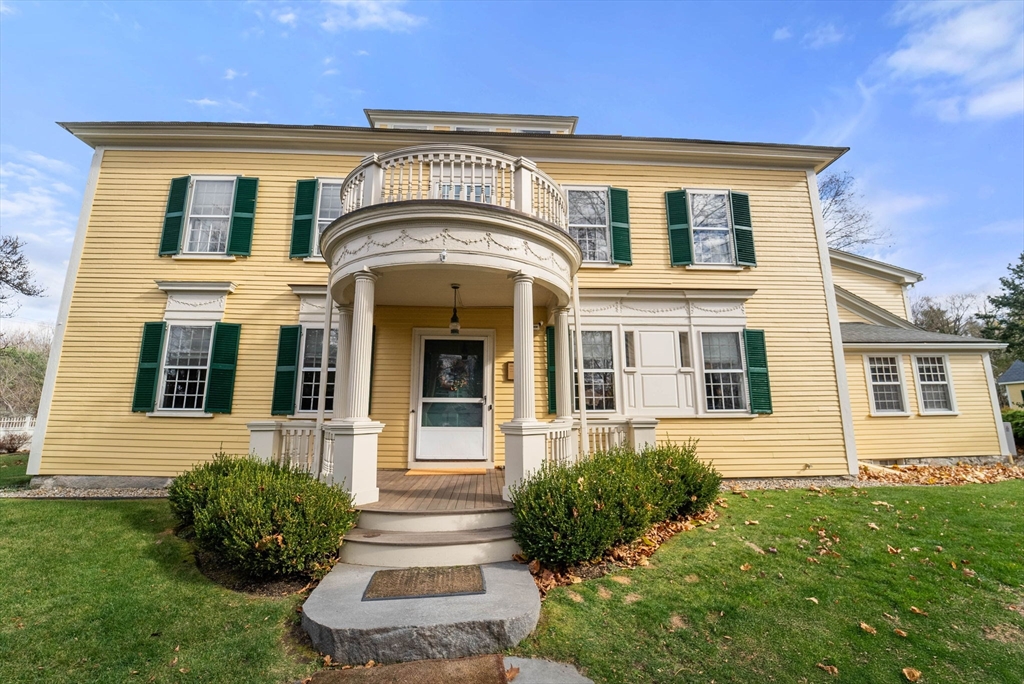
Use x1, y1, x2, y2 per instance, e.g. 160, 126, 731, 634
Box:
819, 171, 889, 252
0, 235, 44, 320
911, 294, 982, 337
0, 325, 52, 417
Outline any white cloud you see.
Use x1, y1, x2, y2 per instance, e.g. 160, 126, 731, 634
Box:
324, 56, 334, 65
224, 68, 241, 80
187, 98, 221, 107
885, 1, 1024, 121
803, 23, 845, 49
321, 0, 424, 32
323, 68, 340, 76
355, 49, 370, 56
0, 1, 16, 15
274, 8, 297, 26
802, 79, 879, 146
773, 27, 792, 41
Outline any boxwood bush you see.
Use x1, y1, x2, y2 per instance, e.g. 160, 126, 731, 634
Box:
509, 441, 720, 567
169, 455, 358, 579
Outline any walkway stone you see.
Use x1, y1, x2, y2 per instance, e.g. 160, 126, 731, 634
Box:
504, 656, 594, 684
302, 562, 540, 664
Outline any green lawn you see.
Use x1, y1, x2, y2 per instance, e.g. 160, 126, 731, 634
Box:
0, 451, 31, 489
516, 482, 1024, 683
0, 499, 316, 683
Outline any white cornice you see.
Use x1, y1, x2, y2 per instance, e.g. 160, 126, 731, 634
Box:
580, 288, 757, 301
829, 249, 924, 285
155, 280, 236, 294
834, 286, 917, 329
289, 284, 328, 297
57, 121, 847, 173
364, 109, 578, 134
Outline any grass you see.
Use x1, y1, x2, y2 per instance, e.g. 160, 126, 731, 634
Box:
0, 499, 317, 683
516, 481, 1024, 683
0, 451, 31, 489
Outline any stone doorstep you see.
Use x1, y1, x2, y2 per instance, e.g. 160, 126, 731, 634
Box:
301, 562, 541, 665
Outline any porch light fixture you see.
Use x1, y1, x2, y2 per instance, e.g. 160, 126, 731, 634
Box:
450, 284, 461, 334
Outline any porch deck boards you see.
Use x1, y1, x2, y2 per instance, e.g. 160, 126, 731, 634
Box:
361, 469, 510, 512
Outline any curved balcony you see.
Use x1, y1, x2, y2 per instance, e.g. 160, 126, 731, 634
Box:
339, 144, 568, 230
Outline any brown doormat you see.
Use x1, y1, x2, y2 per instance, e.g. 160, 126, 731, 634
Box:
362, 565, 485, 601
405, 468, 487, 476
309, 655, 507, 684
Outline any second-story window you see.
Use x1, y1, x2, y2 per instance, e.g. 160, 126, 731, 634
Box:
690, 191, 734, 264
185, 178, 235, 254
567, 188, 610, 263
314, 182, 344, 257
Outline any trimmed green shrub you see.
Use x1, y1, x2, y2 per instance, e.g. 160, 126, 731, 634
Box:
170, 456, 358, 579
1002, 408, 1024, 442
509, 441, 720, 567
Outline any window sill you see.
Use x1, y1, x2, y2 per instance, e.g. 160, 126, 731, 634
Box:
684, 264, 746, 271
172, 254, 236, 261
580, 263, 620, 269
147, 410, 214, 418
696, 411, 757, 419
303, 256, 327, 263
918, 411, 959, 417
868, 411, 911, 418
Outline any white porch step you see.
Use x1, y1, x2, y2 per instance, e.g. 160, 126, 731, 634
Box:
340, 525, 519, 567
356, 507, 514, 533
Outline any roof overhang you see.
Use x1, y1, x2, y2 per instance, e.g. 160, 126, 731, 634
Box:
57, 121, 847, 173
834, 286, 916, 329
830, 249, 924, 285
844, 341, 1006, 352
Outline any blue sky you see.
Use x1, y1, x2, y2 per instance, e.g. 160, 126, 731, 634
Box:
1, 0, 1022, 327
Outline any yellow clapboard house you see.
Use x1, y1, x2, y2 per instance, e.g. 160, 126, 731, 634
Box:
27, 110, 1011, 506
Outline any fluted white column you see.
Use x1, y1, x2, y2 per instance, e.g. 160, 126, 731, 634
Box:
554, 307, 573, 420
345, 272, 376, 420
332, 305, 352, 419
513, 273, 536, 421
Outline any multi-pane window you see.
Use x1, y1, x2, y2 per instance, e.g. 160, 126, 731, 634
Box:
690, 191, 734, 264
313, 182, 344, 257
702, 332, 745, 411
298, 327, 338, 412
574, 330, 616, 411
868, 356, 906, 413
567, 189, 610, 262
185, 179, 234, 253
160, 325, 213, 410
915, 356, 953, 412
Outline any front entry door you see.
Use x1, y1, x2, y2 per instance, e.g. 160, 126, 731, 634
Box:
416, 338, 489, 461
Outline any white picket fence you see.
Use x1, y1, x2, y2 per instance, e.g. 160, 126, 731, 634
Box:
0, 416, 35, 438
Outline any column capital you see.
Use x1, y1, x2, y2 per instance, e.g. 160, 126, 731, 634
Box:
352, 269, 377, 283
511, 272, 534, 285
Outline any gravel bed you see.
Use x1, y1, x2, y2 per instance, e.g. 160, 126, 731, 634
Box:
721, 476, 890, 490
0, 486, 168, 499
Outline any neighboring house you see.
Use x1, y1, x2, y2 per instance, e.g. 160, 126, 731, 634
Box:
27, 110, 1012, 505
997, 360, 1024, 407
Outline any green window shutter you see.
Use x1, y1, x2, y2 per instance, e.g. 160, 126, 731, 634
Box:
546, 326, 557, 413
271, 325, 302, 415
132, 322, 167, 412
608, 187, 632, 265
226, 177, 258, 256
290, 179, 318, 258
665, 190, 692, 266
731, 191, 756, 267
205, 323, 241, 414
159, 176, 190, 255
743, 329, 772, 414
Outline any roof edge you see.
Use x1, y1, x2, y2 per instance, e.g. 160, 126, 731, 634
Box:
834, 286, 917, 329
830, 249, 924, 285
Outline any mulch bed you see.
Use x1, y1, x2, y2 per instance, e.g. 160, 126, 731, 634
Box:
193, 550, 314, 597
307, 655, 507, 684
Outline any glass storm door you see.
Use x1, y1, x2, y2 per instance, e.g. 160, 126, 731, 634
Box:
417, 338, 487, 460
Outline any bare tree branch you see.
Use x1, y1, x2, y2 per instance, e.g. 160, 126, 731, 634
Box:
0, 235, 44, 320
911, 293, 982, 337
819, 171, 890, 252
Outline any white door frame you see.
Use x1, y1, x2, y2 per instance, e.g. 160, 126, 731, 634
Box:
407, 328, 495, 470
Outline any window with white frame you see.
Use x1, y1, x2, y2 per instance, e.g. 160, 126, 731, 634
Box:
573, 330, 616, 411
567, 188, 610, 262
184, 178, 235, 254
701, 332, 746, 411
298, 327, 338, 412
313, 181, 344, 257
689, 191, 734, 265
915, 356, 954, 412
867, 356, 906, 413
160, 325, 214, 410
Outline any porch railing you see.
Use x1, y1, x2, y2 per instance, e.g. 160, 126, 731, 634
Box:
247, 421, 333, 480
339, 145, 568, 230
542, 417, 647, 467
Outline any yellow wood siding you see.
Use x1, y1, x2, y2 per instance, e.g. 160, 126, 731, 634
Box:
39, 150, 848, 478
832, 265, 909, 319
1003, 382, 1024, 408
846, 352, 1001, 459
837, 304, 872, 324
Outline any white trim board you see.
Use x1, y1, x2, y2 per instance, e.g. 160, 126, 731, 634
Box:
28, 148, 105, 476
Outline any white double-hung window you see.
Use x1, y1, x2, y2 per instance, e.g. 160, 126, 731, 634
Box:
313, 181, 344, 257
574, 330, 616, 411
160, 325, 214, 410
566, 188, 611, 263
867, 356, 907, 414
689, 191, 734, 264
701, 332, 746, 411
914, 356, 955, 413
298, 327, 338, 412
184, 178, 236, 254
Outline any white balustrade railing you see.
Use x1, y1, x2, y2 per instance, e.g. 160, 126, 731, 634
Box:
586, 421, 628, 453
247, 420, 333, 481
542, 418, 636, 468
337, 145, 568, 230
544, 423, 575, 467
0, 415, 35, 438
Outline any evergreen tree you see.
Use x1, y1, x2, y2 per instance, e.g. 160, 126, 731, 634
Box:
980, 253, 1024, 375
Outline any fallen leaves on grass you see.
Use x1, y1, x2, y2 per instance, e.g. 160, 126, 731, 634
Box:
668, 614, 688, 632
744, 520, 759, 525
860, 463, 1024, 486
894, 628, 908, 637
806, 597, 819, 604
816, 663, 839, 676
910, 606, 928, 616
740, 563, 753, 571
859, 622, 877, 635
506, 665, 520, 682
902, 667, 922, 682
868, 522, 880, 531
887, 545, 901, 554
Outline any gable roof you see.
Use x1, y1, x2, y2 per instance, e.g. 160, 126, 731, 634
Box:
834, 286, 917, 329
829, 250, 924, 286
997, 360, 1024, 384
840, 322, 1004, 351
